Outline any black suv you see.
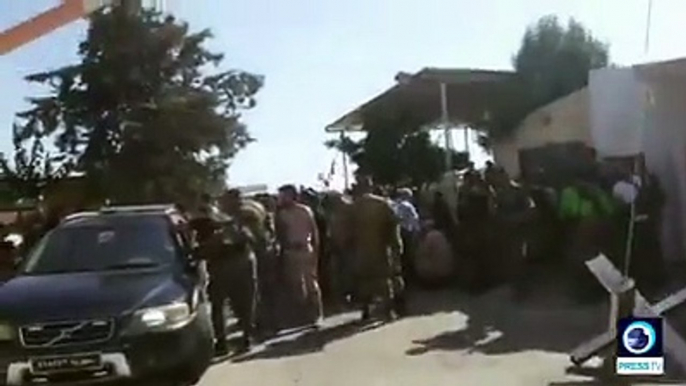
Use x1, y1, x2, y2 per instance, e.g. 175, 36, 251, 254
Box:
0, 205, 215, 385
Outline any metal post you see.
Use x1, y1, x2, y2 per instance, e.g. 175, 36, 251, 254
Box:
440, 83, 452, 171
464, 126, 470, 158
340, 132, 350, 191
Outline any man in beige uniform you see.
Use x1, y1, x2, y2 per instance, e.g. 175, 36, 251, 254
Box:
350, 177, 403, 321
275, 184, 323, 327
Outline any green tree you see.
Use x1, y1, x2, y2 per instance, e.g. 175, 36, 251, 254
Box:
483, 15, 609, 139
326, 109, 467, 187
0, 125, 70, 202
14, 7, 263, 204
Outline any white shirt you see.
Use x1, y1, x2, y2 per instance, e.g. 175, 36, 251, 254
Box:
392, 199, 420, 233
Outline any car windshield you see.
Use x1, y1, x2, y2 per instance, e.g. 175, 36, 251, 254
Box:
21, 216, 179, 275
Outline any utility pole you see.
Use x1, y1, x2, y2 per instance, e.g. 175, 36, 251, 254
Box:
440, 83, 453, 171
340, 132, 350, 190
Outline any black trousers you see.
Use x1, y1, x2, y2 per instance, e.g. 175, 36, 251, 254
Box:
399, 228, 417, 285
209, 257, 257, 347
256, 251, 279, 332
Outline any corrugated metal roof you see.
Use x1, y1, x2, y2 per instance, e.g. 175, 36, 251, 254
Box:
325, 67, 515, 133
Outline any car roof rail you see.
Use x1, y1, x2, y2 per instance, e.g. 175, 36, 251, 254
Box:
98, 204, 177, 215
61, 211, 100, 223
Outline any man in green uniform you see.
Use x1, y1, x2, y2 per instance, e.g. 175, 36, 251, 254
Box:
350, 177, 404, 320
220, 190, 272, 339
324, 192, 355, 308
558, 174, 617, 301
192, 194, 257, 355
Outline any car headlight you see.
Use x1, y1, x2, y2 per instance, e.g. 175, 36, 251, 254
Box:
0, 322, 15, 341
129, 302, 193, 333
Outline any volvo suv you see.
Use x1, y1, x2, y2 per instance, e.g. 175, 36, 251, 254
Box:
0, 205, 215, 385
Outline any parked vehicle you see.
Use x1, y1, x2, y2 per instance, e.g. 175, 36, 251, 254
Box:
0, 205, 214, 385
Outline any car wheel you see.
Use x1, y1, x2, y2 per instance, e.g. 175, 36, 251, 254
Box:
178, 334, 214, 385
176, 360, 208, 386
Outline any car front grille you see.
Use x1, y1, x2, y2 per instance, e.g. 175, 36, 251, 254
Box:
20, 319, 114, 348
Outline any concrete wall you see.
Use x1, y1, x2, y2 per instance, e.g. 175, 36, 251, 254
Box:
631, 65, 686, 262
492, 88, 592, 177
592, 62, 686, 262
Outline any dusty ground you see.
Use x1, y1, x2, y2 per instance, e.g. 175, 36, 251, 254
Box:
188, 258, 686, 386
193, 276, 685, 386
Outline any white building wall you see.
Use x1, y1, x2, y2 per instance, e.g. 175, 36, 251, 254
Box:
492, 88, 592, 178
592, 63, 686, 262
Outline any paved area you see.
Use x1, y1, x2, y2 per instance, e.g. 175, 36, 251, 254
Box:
195, 282, 683, 386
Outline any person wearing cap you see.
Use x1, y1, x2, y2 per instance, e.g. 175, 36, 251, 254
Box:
213, 189, 269, 346
192, 194, 257, 355
221, 188, 281, 337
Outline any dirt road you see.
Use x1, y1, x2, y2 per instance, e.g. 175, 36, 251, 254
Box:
196, 286, 650, 386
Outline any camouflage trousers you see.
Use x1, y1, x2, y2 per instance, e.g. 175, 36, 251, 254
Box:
353, 254, 404, 306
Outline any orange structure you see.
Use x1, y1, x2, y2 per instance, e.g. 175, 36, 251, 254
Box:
0, 0, 144, 55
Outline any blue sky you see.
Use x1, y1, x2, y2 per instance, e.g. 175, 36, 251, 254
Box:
2, 0, 686, 190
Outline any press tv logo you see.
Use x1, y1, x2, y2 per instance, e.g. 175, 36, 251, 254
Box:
616, 317, 664, 375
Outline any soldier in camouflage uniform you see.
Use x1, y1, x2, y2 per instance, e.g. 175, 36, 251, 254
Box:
192, 196, 257, 355
219, 190, 270, 337
222, 189, 279, 336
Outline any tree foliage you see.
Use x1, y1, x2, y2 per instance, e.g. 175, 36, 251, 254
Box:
326, 110, 467, 187
483, 15, 609, 139
0, 126, 71, 202
12, 7, 263, 204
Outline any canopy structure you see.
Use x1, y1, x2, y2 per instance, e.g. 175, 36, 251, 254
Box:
325, 67, 516, 133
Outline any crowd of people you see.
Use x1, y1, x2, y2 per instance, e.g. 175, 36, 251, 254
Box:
185, 178, 410, 356
0, 154, 669, 358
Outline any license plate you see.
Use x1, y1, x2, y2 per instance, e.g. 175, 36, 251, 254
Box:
30, 353, 103, 374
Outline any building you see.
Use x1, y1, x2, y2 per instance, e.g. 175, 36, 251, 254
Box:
491, 87, 593, 180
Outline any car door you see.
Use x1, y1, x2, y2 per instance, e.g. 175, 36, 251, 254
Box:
169, 214, 209, 307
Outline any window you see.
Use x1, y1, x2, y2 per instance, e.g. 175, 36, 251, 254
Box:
22, 216, 178, 275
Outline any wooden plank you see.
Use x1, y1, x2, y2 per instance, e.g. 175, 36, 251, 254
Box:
571, 286, 686, 367
585, 255, 635, 295
572, 255, 686, 369
652, 287, 686, 315
570, 330, 615, 365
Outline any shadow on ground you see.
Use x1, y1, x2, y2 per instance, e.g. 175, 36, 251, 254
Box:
548, 365, 686, 385
406, 264, 610, 357
231, 317, 388, 363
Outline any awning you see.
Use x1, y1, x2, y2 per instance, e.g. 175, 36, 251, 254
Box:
325, 67, 516, 133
